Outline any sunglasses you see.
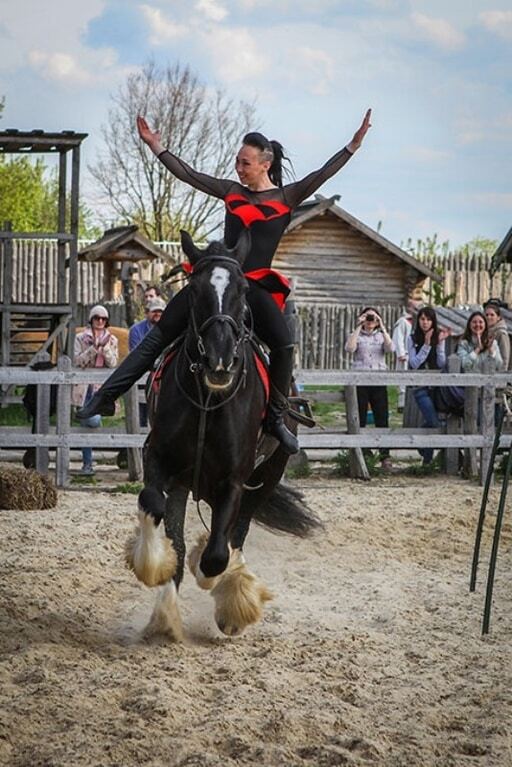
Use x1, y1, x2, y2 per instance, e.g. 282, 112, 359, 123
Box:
92, 316, 107, 321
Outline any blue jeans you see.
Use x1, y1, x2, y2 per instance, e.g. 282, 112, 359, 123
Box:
78, 387, 102, 466
413, 387, 440, 464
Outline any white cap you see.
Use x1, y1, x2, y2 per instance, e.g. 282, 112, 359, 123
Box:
89, 304, 109, 321
146, 298, 166, 312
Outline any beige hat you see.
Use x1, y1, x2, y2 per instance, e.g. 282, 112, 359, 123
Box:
89, 304, 109, 321
146, 298, 166, 312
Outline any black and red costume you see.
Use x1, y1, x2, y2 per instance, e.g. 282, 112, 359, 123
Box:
155, 145, 354, 352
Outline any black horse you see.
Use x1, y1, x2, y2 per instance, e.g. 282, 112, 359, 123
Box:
125, 230, 320, 639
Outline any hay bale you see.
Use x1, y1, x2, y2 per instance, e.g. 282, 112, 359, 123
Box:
0, 465, 58, 510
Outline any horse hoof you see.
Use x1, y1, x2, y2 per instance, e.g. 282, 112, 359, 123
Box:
216, 619, 244, 637
188, 533, 221, 590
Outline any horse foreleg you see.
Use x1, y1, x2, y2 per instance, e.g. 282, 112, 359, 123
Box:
209, 499, 272, 636
199, 482, 242, 578
125, 487, 177, 588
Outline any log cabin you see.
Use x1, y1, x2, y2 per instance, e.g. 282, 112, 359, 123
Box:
273, 195, 439, 306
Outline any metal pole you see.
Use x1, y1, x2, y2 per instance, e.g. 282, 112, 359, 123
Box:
469, 406, 505, 592
482, 435, 512, 634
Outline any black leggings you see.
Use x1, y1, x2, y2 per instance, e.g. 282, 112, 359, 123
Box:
158, 281, 292, 351
356, 385, 389, 459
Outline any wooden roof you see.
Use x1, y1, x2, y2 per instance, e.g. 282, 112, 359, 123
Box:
78, 226, 174, 263
490, 226, 512, 276
287, 195, 440, 282
0, 129, 88, 153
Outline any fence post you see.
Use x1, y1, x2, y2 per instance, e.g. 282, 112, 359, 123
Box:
480, 358, 497, 486
345, 385, 370, 480
463, 385, 479, 478
35, 382, 51, 475
445, 354, 461, 475
55, 355, 72, 488
124, 385, 143, 481
33, 350, 52, 475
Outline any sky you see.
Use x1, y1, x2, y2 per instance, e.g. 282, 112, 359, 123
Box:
0, 0, 511, 249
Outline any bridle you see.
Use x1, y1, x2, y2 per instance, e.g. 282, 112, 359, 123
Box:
186, 255, 249, 367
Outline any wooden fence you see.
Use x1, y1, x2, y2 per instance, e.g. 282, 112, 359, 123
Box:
1, 357, 509, 488
2, 239, 511, 308
420, 251, 512, 306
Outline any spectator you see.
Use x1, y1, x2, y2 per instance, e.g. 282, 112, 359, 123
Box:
143, 285, 163, 303
407, 306, 448, 466
345, 307, 394, 471
73, 305, 119, 475
392, 297, 422, 411
457, 311, 504, 373
484, 299, 510, 370
128, 298, 166, 426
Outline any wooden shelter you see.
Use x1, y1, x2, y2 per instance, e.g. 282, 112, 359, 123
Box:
0, 129, 87, 366
273, 195, 440, 305
78, 225, 175, 300
490, 226, 512, 277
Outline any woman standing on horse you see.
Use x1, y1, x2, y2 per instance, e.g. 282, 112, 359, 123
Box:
78, 109, 372, 453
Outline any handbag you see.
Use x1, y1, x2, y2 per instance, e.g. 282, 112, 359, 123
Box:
432, 385, 465, 417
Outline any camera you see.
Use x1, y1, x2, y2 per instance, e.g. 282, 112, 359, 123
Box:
365, 313, 375, 321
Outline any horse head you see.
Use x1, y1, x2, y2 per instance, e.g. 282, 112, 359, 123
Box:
180, 230, 251, 392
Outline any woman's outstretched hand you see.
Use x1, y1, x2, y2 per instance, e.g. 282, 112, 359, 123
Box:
137, 115, 163, 154
347, 108, 372, 153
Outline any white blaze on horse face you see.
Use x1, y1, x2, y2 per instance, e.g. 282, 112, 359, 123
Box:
210, 267, 230, 313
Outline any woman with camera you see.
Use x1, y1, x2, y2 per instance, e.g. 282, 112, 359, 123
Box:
345, 308, 394, 471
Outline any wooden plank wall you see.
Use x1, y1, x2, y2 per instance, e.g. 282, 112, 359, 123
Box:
274, 216, 408, 305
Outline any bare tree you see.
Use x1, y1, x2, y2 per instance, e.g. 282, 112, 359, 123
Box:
89, 61, 257, 241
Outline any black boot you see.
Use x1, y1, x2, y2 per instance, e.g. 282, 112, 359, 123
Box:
265, 345, 299, 455
76, 326, 166, 419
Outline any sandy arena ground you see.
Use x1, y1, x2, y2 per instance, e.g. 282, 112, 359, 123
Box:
1, 474, 511, 767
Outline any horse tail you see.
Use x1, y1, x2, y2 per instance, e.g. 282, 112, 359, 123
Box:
252, 482, 322, 538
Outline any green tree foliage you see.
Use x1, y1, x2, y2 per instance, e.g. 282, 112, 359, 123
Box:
0, 156, 99, 236
459, 236, 498, 258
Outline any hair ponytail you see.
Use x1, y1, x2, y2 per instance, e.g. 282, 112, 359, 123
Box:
242, 132, 292, 188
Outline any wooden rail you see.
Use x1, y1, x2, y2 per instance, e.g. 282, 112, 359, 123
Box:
1, 357, 509, 487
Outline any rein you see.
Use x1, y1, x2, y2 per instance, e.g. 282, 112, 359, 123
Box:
174, 255, 251, 505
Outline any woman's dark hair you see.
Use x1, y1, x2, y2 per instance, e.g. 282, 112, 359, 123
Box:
463, 311, 489, 346
242, 131, 291, 187
483, 299, 502, 317
412, 306, 439, 368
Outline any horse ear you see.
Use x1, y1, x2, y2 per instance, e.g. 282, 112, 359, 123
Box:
180, 230, 202, 265
228, 229, 252, 266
